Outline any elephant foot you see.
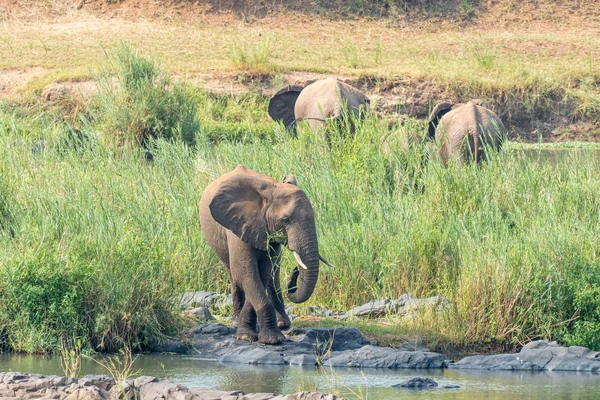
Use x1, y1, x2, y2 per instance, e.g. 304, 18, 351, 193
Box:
258, 329, 285, 345
235, 327, 258, 342
277, 315, 291, 330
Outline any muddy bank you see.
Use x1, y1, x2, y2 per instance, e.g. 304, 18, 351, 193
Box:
4, 68, 596, 142
0, 372, 342, 399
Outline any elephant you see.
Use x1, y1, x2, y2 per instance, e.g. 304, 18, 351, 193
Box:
199, 165, 333, 344
427, 99, 506, 164
268, 77, 370, 133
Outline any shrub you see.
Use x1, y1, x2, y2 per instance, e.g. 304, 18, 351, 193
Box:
0, 255, 96, 353
94, 44, 200, 153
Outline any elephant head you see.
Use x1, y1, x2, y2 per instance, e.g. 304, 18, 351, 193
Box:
208, 166, 321, 303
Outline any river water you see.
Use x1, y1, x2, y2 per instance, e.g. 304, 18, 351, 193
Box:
1, 353, 600, 399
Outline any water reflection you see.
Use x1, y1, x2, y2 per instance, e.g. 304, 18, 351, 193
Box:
2, 353, 600, 399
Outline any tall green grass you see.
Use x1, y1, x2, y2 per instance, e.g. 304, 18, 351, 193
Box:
1, 48, 600, 353
93, 43, 200, 152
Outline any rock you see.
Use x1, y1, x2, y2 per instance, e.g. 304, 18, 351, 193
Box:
152, 339, 191, 354
343, 293, 450, 319
79, 375, 114, 390
288, 354, 317, 366
345, 299, 399, 318
443, 384, 461, 389
188, 388, 245, 398
392, 377, 439, 388
189, 323, 236, 336
292, 328, 371, 351
219, 346, 289, 365
178, 291, 224, 308
190, 306, 215, 321
286, 306, 345, 318
451, 340, 600, 372
41, 83, 70, 102
326, 345, 445, 369
186, 324, 444, 369
0, 373, 343, 399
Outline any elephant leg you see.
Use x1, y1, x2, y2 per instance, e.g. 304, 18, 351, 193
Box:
262, 246, 290, 330
235, 299, 258, 342
247, 253, 285, 344
226, 266, 244, 327
268, 265, 291, 330
228, 237, 283, 345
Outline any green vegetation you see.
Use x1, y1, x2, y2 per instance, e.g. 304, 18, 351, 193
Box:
228, 34, 277, 74
94, 44, 200, 152
0, 45, 600, 355
1, 4, 597, 133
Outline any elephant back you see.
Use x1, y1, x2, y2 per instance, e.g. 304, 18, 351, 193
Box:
295, 78, 369, 122
437, 102, 505, 163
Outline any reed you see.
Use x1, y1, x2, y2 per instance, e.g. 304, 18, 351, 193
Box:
0, 49, 599, 353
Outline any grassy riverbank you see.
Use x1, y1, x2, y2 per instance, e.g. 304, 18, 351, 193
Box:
1, 0, 600, 353
0, 44, 600, 355
1, 1, 599, 140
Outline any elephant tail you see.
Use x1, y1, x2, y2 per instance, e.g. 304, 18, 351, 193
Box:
468, 124, 483, 162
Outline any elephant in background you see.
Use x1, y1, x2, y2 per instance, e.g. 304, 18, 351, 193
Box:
199, 165, 333, 344
427, 99, 506, 164
268, 77, 370, 133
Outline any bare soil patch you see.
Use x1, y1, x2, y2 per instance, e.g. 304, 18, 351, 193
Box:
2, 67, 594, 142
0, 67, 47, 96
0, 1, 598, 141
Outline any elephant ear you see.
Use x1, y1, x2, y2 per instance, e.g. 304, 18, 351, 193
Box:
268, 85, 304, 130
427, 101, 454, 139
209, 174, 270, 251
282, 174, 297, 186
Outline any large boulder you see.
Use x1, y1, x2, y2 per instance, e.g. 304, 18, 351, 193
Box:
392, 377, 439, 389
0, 373, 344, 400
326, 345, 444, 369
186, 324, 444, 369
343, 293, 450, 319
451, 340, 600, 372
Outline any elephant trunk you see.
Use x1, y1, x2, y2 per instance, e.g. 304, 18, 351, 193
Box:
286, 223, 320, 304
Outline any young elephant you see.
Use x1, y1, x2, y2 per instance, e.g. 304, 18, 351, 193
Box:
427, 100, 506, 164
268, 77, 370, 133
199, 165, 331, 344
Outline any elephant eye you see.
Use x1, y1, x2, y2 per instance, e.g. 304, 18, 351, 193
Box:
281, 216, 290, 225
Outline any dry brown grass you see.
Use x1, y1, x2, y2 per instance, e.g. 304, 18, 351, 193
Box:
0, 5, 597, 84
0, 1, 598, 139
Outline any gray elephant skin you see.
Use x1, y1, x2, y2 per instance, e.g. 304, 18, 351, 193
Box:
427, 100, 506, 164
199, 165, 327, 344
268, 77, 369, 133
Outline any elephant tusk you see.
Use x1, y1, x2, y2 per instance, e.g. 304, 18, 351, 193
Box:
319, 255, 336, 269
293, 251, 308, 270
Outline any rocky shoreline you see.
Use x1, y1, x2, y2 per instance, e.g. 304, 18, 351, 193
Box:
2, 333, 600, 399
0, 372, 342, 400
156, 323, 600, 372
170, 291, 600, 372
